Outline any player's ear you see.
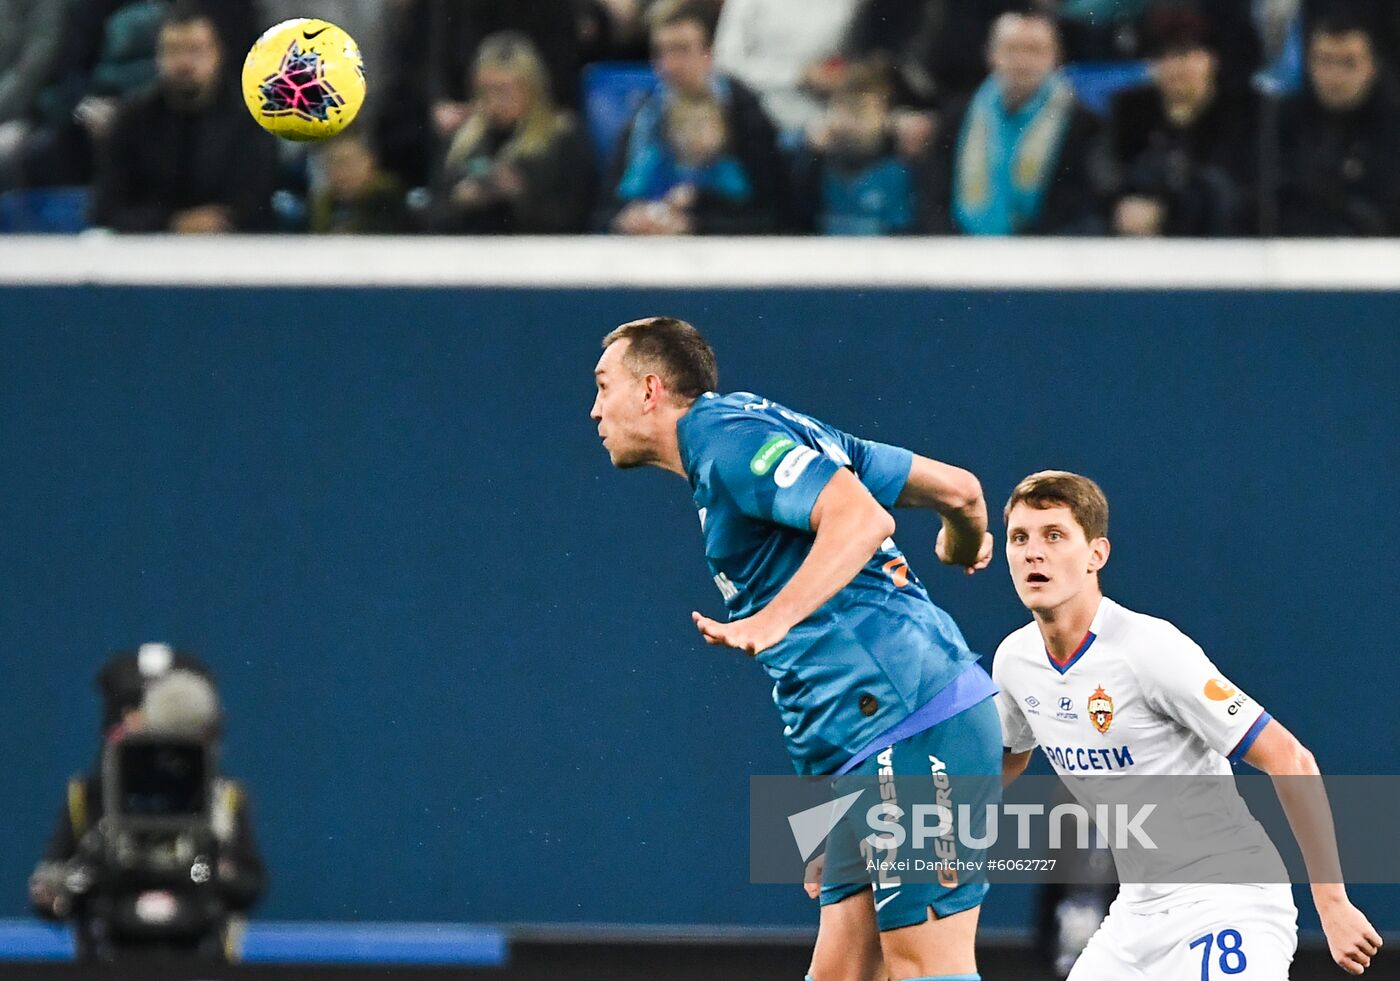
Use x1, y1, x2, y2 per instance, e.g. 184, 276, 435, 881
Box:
1087, 537, 1110, 574
640, 372, 665, 410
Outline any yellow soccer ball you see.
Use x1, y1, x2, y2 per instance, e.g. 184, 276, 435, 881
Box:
241, 18, 365, 141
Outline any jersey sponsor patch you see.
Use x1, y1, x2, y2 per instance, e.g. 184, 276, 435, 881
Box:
1203, 677, 1251, 716
1043, 743, 1136, 771
1222, 692, 1252, 716
1088, 686, 1114, 734
928, 754, 959, 887
774, 445, 820, 487
1203, 677, 1237, 701
750, 435, 796, 476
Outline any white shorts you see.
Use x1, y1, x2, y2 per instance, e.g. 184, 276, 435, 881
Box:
1068, 885, 1298, 981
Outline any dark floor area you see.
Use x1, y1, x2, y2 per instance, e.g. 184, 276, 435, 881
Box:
1, 938, 1393, 980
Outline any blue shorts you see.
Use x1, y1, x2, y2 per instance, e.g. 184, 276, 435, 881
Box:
819, 696, 1001, 931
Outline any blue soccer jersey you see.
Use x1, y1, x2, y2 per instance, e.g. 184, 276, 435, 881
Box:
676, 391, 982, 775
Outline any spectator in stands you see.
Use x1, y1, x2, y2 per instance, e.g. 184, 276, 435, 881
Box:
1172, 1, 1265, 96
427, 31, 593, 234
712, 0, 862, 140
789, 60, 917, 235
7, 0, 169, 191
1046, 0, 1264, 95
921, 10, 1102, 235
581, 0, 725, 62
0, 0, 69, 187
1273, 13, 1400, 236
373, 0, 582, 188
606, 0, 783, 234
844, 0, 1020, 110
202, 1, 261, 77
91, 3, 279, 233
1303, 1, 1400, 81
309, 129, 410, 233
428, 0, 583, 119
1105, 11, 1256, 236
615, 93, 752, 230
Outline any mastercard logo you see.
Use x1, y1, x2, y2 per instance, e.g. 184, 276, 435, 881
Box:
1203, 678, 1237, 701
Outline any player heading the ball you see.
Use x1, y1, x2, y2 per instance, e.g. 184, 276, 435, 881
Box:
591, 316, 1003, 981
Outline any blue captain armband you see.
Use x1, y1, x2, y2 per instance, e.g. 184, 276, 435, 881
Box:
1228, 711, 1273, 763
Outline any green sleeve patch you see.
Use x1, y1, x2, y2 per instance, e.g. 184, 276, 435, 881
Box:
750, 435, 797, 475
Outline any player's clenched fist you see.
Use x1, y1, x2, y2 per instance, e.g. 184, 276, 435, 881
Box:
1321, 899, 1382, 975
691, 610, 788, 656
937, 528, 994, 575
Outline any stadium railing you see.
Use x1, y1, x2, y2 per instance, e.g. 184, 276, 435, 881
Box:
0, 236, 1397, 290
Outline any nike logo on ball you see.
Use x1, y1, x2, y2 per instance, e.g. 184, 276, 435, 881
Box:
303, 26, 329, 39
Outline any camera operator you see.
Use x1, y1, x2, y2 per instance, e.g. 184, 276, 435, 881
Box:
29, 645, 266, 964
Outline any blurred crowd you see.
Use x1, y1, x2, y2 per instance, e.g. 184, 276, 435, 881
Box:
0, 0, 1397, 237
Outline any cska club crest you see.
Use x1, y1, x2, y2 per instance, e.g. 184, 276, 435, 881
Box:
1088, 686, 1114, 734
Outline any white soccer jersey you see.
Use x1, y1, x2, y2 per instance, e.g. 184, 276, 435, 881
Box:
993, 596, 1286, 912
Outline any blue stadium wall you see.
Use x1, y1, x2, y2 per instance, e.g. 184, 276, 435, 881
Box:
1, 284, 1396, 933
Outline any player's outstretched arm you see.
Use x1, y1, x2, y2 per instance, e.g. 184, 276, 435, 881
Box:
893, 454, 992, 574
1244, 720, 1383, 975
693, 468, 894, 656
